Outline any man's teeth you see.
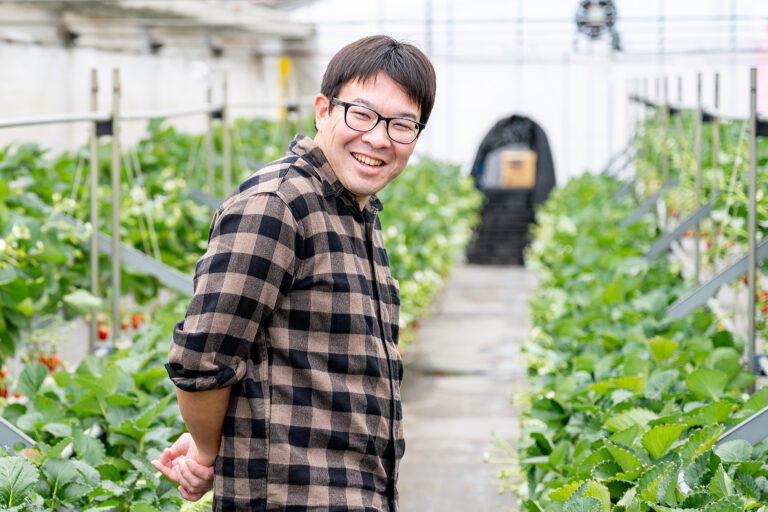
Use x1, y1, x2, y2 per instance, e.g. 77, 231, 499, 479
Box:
353, 153, 383, 166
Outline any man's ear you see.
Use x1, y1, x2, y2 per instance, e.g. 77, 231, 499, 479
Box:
314, 94, 330, 130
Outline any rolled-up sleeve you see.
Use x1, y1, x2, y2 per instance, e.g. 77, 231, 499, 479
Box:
166, 192, 298, 391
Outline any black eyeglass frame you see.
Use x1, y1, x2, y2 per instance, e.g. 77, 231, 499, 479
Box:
330, 97, 426, 144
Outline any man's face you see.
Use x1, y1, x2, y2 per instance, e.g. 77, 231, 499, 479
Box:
314, 72, 421, 210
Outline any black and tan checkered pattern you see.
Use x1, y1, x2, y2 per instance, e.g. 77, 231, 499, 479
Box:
166, 134, 404, 512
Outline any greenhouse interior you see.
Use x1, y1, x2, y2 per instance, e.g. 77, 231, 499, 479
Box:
1, 0, 768, 510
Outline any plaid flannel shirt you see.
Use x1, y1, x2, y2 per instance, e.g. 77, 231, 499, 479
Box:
166, 134, 404, 512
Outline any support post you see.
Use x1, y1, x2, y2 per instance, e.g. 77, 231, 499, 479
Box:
694, 73, 703, 284
89, 69, 99, 352
662, 77, 670, 185
206, 84, 215, 195
747, 68, 758, 387
222, 73, 232, 196
111, 69, 121, 346
676, 76, 683, 139
710, 73, 721, 264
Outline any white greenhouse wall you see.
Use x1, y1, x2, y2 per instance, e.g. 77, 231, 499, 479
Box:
289, 0, 768, 184
0, 44, 312, 157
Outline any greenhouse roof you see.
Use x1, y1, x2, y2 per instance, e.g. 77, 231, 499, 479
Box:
0, 0, 315, 54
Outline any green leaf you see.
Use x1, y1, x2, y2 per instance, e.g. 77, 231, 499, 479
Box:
605, 441, 642, 473
649, 337, 678, 365
135, 393, 174, 430
604, 408, 658, 433
735, 470, 759, 498
681, 489, 712, 509
684, 401, 733, 426
73, 429, 106, 467
707, 348, 742, 381
686, 369, 728, 400
684, 450, 720, 488
131, 504, 161, 512
680, 425, 725, 463
639, 462, 674, 502
41, 458, 79, 495
71, 460, 100, 488
0, 266, 18, 286
16, 363, 48, 398
549, 480, 585, 502
583, 480, 611, 512
644, 369, 679, 398
530, 398, 566, 422
521, 499, 544, 512
42, 423, 71, 438
610, 425, 640, 448
549, 441, 569, 467
657, 461, 681, 506
62, 289, 102, 317
44, 437, 73, 460
713, 439, 752, 463
0, 456, 39, 507
591, 461, 622, 480
564, 497, 602, 512
708, 464, 732, 499
702, 496, 744, 512
642, 424, 685, 460
739, 386, 768, 415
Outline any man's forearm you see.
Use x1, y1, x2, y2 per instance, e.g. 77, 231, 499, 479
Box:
176, 387, 231, 466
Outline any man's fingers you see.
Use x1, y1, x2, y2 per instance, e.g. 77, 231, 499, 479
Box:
178, 485, 206, 502
152, 458, 181, 483
178, 461, 213, 496
184, 455, 215, 481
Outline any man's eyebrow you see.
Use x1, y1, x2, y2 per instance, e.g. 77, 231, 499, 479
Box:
351, 97, 419, 121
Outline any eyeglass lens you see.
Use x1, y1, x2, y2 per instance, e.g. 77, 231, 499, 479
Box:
345, 104, 419, 144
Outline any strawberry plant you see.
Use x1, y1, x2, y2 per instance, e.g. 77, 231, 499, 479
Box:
502, 172, 768, 511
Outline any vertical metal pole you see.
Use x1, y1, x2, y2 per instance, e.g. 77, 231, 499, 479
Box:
206, 84, 215, 195
662, 77, 670, 184
694, 73, 703, 284
660, 76, 670, 230
710, 73, 721, 264
89, 69, 99, 352
676, 76, 683, 139
747, 68, 757, 384
111, 69, 121, 345
222, 73, 231, 196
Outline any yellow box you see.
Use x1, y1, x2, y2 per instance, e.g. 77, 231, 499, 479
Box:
501, 150, 537, 189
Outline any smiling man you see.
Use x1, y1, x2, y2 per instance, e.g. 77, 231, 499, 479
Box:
152, 36, 436, 512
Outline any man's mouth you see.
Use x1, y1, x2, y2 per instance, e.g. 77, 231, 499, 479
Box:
352, 153, 384, 167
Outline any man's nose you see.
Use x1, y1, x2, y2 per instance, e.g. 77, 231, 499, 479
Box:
362, 119, 391, 147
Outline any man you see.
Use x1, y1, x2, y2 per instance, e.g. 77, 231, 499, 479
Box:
151, 35, 436, 512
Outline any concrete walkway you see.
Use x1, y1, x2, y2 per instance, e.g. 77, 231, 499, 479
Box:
398, 264, 534, 511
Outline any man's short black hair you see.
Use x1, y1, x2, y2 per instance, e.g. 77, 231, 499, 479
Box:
321, 35, 436, 125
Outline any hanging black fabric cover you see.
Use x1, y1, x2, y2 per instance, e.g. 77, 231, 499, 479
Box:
471, 114, 556, 205
466, 114, 557, 265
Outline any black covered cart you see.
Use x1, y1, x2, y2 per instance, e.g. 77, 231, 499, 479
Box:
466, 115, 556, 265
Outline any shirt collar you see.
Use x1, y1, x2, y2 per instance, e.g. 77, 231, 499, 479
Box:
288, 134, 384, 212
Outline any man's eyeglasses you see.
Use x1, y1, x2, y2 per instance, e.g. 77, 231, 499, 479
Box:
330, 98, 425, 145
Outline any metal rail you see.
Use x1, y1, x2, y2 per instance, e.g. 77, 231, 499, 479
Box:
228, 96, 316, 110
715, 405, 768, 447
56, 214, 194, 296
667, 238, 768, 319
645, 202, 713, 260
189, 188, 223, 209
0, 417, 34, 451
0, 112, 110, 129
613, 175, 638, 201
120, 105, 222, 121
619, 179, 678, 230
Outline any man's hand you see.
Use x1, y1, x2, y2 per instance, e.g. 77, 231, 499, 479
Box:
151, 433, 214, 501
